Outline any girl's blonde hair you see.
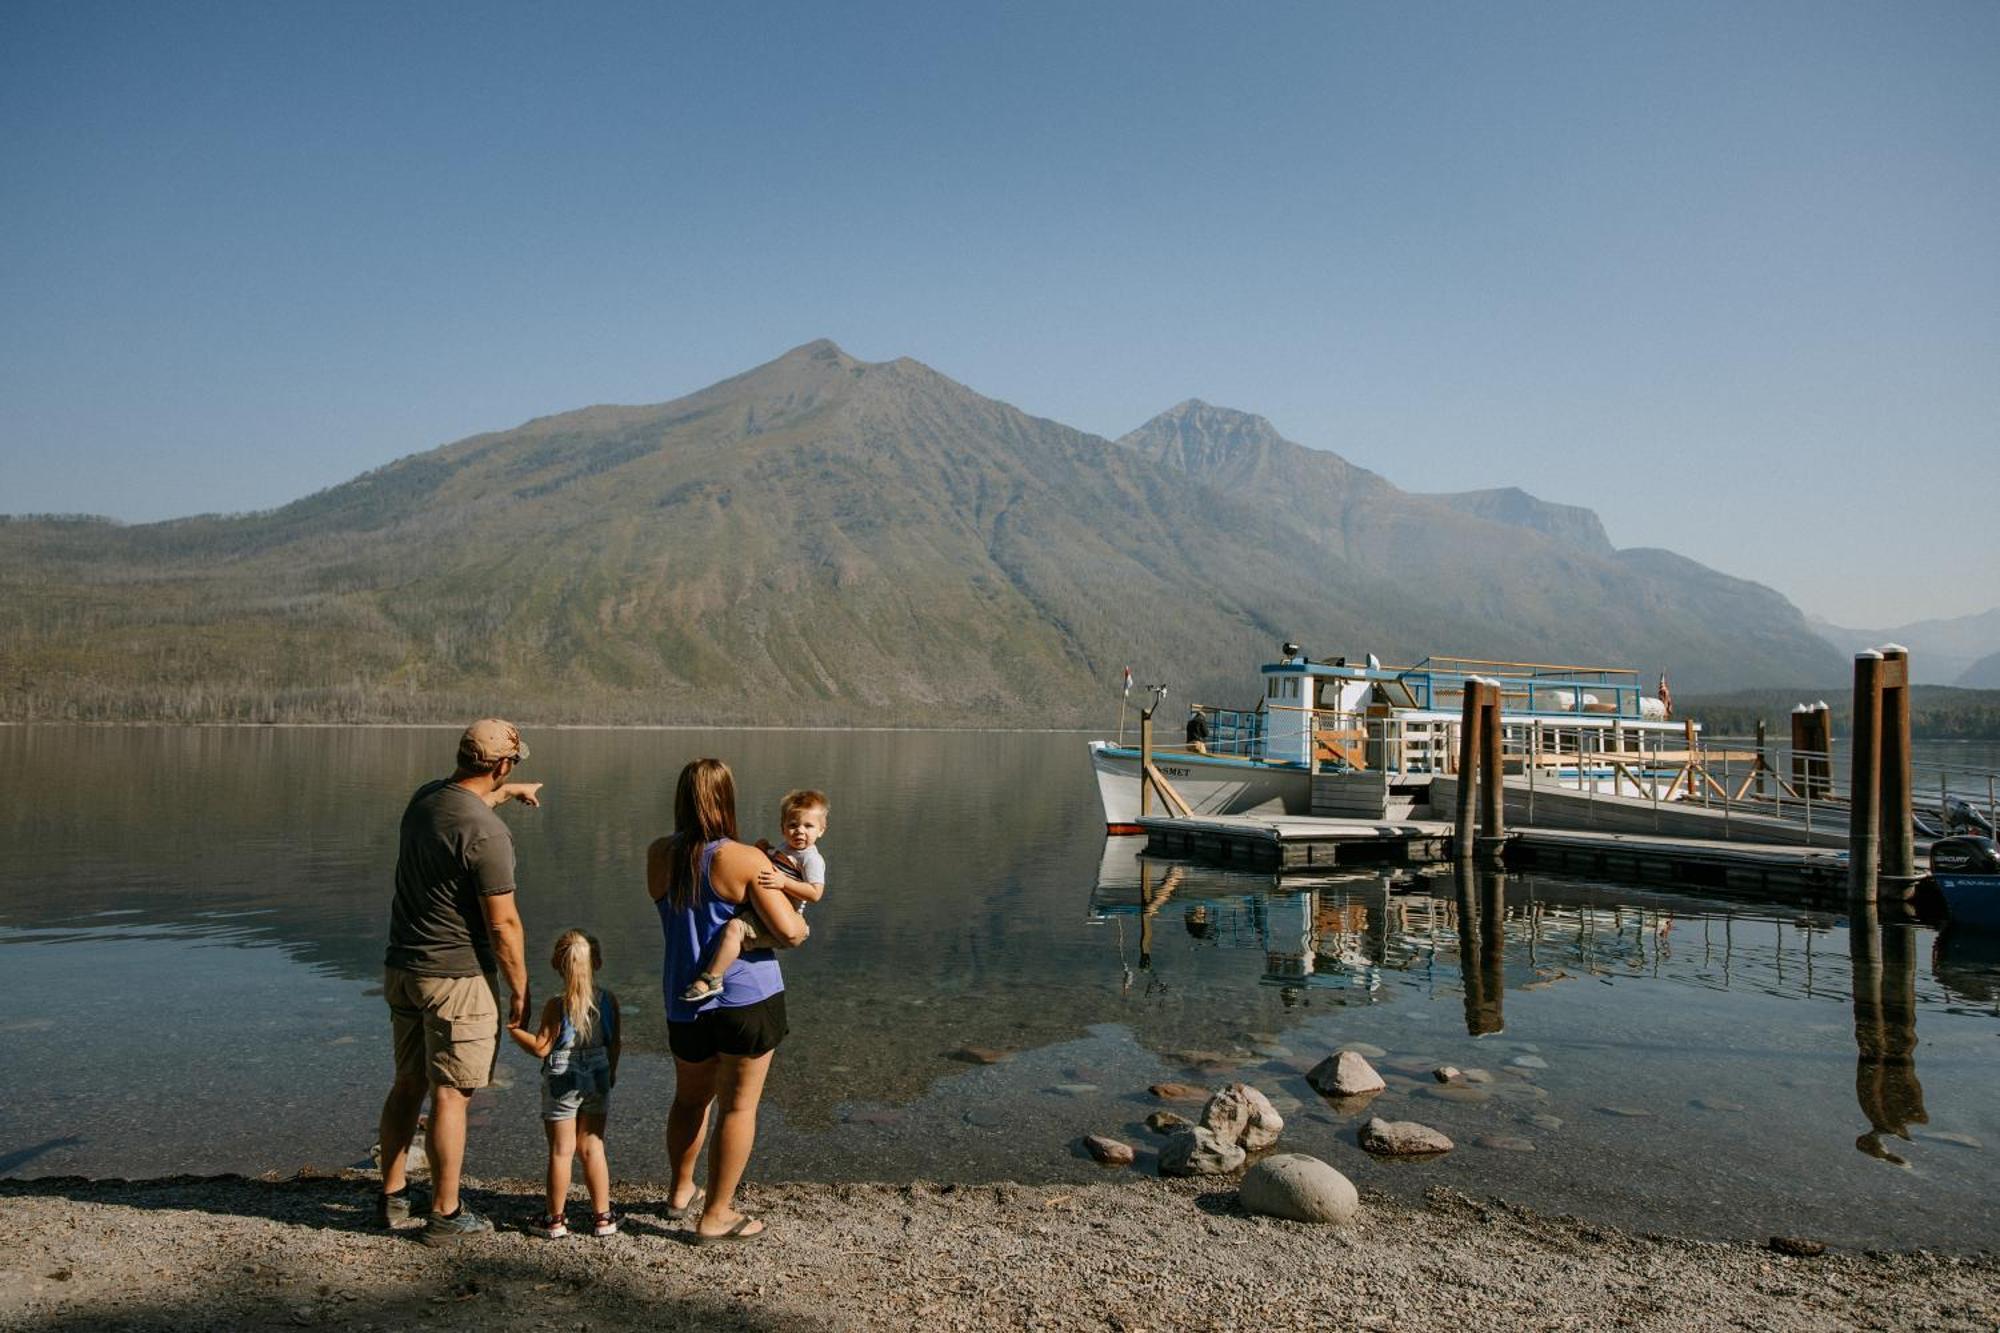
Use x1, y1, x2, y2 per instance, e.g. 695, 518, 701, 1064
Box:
551, 929, 602, 1044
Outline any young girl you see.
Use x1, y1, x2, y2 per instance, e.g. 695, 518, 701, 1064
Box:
508, 930, 621, 1238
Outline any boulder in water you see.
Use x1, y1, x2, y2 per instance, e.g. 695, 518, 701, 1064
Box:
1307, 1051, 1384, 1098
1158, 1126, 1246, 1176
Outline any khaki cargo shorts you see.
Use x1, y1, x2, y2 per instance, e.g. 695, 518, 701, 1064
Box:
385, 967, 500, 1090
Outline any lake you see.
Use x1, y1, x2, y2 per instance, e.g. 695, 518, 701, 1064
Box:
2, 725, 1997, 1250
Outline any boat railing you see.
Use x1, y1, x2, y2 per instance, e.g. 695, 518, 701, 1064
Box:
1306, 709, 1707, 782
1202, 707, 1264, 759
1670, 732, 1999, 842
1396, 656, 1658, 720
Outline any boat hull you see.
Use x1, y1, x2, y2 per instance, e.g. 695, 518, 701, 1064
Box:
1088, 741, 1310, 831
1935, 874, 2000, 931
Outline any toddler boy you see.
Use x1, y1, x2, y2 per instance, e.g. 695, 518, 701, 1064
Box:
681, 789, 828, 1001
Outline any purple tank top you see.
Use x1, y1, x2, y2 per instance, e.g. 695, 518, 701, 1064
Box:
659, 837, 784, 1023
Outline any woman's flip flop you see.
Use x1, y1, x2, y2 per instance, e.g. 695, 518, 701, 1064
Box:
667, 1187, 706, 1223
692, 1216, 765, 1245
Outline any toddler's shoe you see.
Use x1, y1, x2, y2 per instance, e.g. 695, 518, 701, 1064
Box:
591, 1210, 619, 1238
533, 1212, 569, 1239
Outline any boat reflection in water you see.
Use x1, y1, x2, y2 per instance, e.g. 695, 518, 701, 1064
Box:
1094, 842, 1579, 1034
1107, 848, 1392, 1001
1089, 839, 2000, 1171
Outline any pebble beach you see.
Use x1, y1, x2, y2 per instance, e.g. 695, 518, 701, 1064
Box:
5, 1170, 1997, 1332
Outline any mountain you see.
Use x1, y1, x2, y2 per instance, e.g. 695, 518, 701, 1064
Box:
1809, 606, 2000, 686
1961, 649, 2000, 689
0, 343, 1842, 725
1425, 487, 1614, 556
1117, 401, 1839, 692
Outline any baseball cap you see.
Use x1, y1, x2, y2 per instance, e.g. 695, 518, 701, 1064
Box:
458, 718, 529, 767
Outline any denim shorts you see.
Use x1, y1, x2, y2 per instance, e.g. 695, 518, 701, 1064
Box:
540, 1046, 612, 1122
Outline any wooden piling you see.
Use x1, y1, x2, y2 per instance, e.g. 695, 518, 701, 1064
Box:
1754, 719, 1768, 799
1477, 683, 1505, 862
1793, 703, 1833, 800
1800, 700, 1816, 792
1849, 652, 1884, 900
1454, 682, 1482, 859
1138, 711, 1154, 819
1810, 703, 1833, 799
1879, 645, 1915, 881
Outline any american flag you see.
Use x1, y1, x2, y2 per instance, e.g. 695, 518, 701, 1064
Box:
1657, 672, 1673, 718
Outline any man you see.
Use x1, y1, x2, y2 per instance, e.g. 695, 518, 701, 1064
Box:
376, 718, 540, 1242
1185, 705, 1210, 755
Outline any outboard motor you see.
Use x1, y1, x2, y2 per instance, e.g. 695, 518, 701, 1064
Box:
1931, 835, 2000, 877
1943, 795, 1996, 837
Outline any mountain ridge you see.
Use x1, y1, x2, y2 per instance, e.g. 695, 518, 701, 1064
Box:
0, 340, 1842, 725
1809, 605, 2000, 686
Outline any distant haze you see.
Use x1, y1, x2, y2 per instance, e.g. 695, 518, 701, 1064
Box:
2, 2, 1995, 626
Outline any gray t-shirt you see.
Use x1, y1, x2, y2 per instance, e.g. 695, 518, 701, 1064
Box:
384, 779, 517, 977
777, 842, 825, 886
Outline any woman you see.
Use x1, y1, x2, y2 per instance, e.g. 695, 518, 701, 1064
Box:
647, 757, 807, 1243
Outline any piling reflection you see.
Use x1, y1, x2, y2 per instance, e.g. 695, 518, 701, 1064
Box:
1455, 864, 1508, 1035
1095, 841, 1999, 1073
1848, 897, 1928, 1164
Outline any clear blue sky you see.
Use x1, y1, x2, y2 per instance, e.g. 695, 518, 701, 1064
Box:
3, 1, 1995, 628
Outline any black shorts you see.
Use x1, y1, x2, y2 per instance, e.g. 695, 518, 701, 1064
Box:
667, 992, 788, 1063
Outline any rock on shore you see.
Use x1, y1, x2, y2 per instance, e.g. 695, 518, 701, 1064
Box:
1237, 1154, 1359, 1225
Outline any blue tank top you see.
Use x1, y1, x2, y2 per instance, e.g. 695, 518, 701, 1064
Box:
659, 837, 784, 1023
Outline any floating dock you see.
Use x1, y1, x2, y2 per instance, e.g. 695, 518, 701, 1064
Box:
1133, 811, 1878, 897
1135, 812, 1450, 870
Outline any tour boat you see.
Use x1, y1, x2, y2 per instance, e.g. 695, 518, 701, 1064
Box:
1090, 647, 1697, 833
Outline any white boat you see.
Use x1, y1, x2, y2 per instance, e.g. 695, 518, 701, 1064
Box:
1091, 647, 1699, 832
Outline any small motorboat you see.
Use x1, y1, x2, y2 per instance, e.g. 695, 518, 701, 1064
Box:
1926, 835, 2000, 931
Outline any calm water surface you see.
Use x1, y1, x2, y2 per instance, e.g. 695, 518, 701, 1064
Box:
2, 726, 1997, 1250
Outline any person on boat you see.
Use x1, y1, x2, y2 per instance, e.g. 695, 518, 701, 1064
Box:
377, 718, 541, 1243
1185, 706, 1210, 755
649, 758, 808, 1244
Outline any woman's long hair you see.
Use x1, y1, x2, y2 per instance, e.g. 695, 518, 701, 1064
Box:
665, 757, 738, 913
552, 929, 601, 1044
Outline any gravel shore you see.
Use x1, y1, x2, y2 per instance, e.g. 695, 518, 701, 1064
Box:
4, 1171, 1996, 1331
